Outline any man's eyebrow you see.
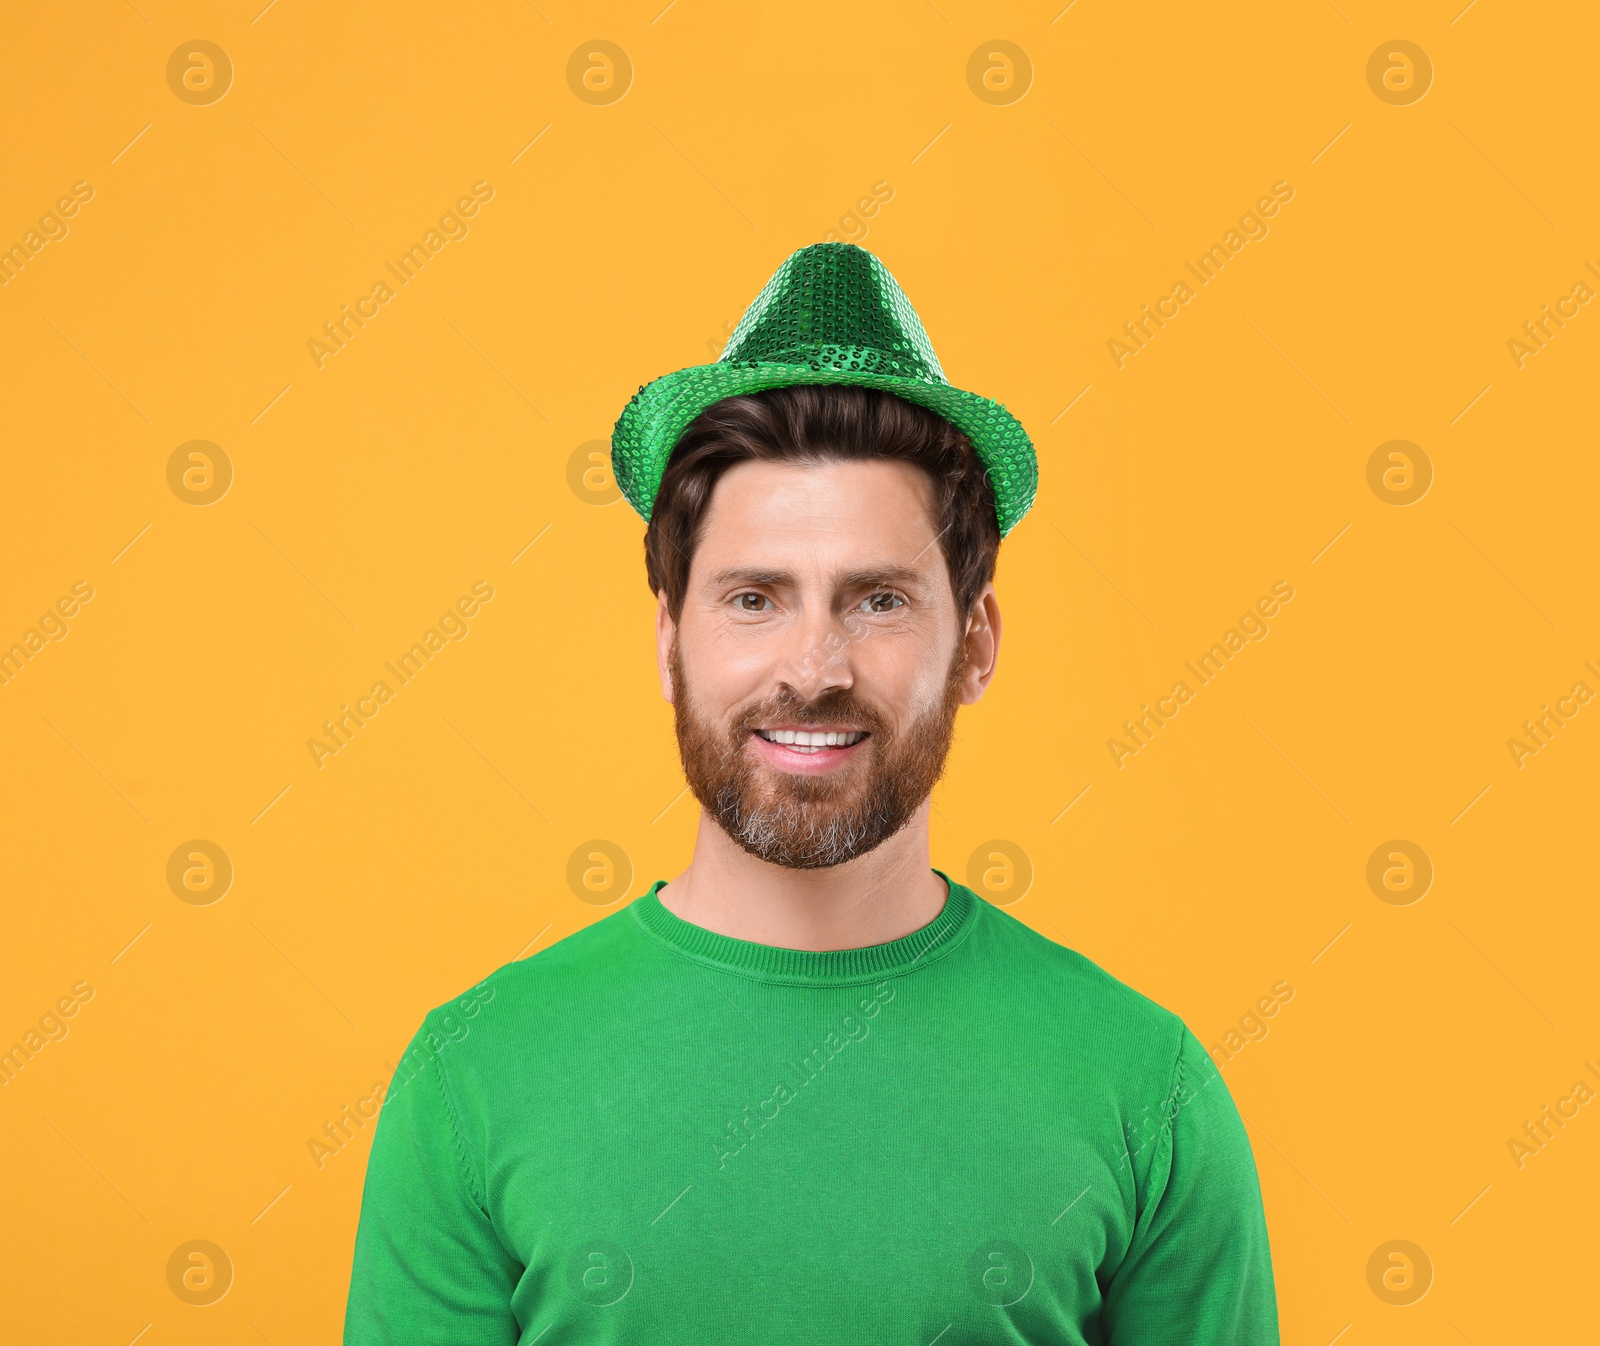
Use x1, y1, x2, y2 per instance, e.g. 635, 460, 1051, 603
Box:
701, 564, 932, 591
703, 567, 793, 589
838, 565, 929, 590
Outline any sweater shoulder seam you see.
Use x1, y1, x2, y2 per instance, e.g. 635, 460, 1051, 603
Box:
427, 1029, 488, 1215
1135, 1020, 1188, 1212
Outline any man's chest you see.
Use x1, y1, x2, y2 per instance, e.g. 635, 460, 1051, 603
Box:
476, 1016, 1145, 1345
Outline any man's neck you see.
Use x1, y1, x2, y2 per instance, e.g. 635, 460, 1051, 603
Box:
656, 804, 948, 951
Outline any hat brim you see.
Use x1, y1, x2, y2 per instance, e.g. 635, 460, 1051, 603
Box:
611, 362, 1038, 537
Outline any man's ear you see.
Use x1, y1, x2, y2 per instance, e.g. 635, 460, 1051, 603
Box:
959, 584, 1002, 706
656, 590, 677, 704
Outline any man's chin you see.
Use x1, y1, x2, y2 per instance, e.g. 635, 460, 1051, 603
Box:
728, 832, 892, 872
696, 735, 933, 870
716, 797, 900, 871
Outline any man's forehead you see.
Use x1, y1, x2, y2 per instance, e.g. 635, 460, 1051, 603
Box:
693, 458, 942, 574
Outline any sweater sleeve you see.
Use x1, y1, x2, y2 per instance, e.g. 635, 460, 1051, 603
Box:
1101, 1026, 1281, 1345
343, 1019, 523, 1345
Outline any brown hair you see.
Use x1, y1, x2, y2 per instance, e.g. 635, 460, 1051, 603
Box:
643, 385, 1000, 625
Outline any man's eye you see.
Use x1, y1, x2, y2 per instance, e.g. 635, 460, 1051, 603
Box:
733, 593, 773, 612
858, 592, 904, 614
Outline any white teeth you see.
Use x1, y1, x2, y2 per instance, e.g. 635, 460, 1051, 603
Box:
756, 728, 865, 748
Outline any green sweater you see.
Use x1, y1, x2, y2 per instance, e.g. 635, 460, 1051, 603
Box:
344, 873, 1280, 1344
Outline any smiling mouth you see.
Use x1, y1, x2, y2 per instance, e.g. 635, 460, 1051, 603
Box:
752, 727, 868, 755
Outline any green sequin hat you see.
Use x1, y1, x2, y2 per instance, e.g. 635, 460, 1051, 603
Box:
610, 242, 1038, 536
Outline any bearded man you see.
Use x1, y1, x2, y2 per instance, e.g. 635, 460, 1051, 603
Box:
343, 243, 1282, 1344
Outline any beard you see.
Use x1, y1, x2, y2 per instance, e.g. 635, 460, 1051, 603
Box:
669, 635, 968, 870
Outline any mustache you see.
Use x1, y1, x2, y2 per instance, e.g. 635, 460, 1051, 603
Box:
730, 686, 890, 740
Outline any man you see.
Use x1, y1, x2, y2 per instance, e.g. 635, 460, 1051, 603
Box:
343, 243, 1281, 1343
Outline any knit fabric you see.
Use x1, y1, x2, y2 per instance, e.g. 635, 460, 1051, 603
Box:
344, 873, 1280, 1344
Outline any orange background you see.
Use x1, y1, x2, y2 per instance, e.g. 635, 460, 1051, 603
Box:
3, 1, 1596, 1340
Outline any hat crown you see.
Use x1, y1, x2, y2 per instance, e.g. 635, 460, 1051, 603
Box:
610, 240, 1037, 538
721, 243, 948, 384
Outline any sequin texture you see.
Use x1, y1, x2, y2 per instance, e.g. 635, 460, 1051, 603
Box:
610, 242, 1038, 536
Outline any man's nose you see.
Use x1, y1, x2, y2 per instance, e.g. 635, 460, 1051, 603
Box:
775, 609, 855, 699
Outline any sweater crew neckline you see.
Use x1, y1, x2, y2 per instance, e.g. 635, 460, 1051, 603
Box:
629, 868, 978, 985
